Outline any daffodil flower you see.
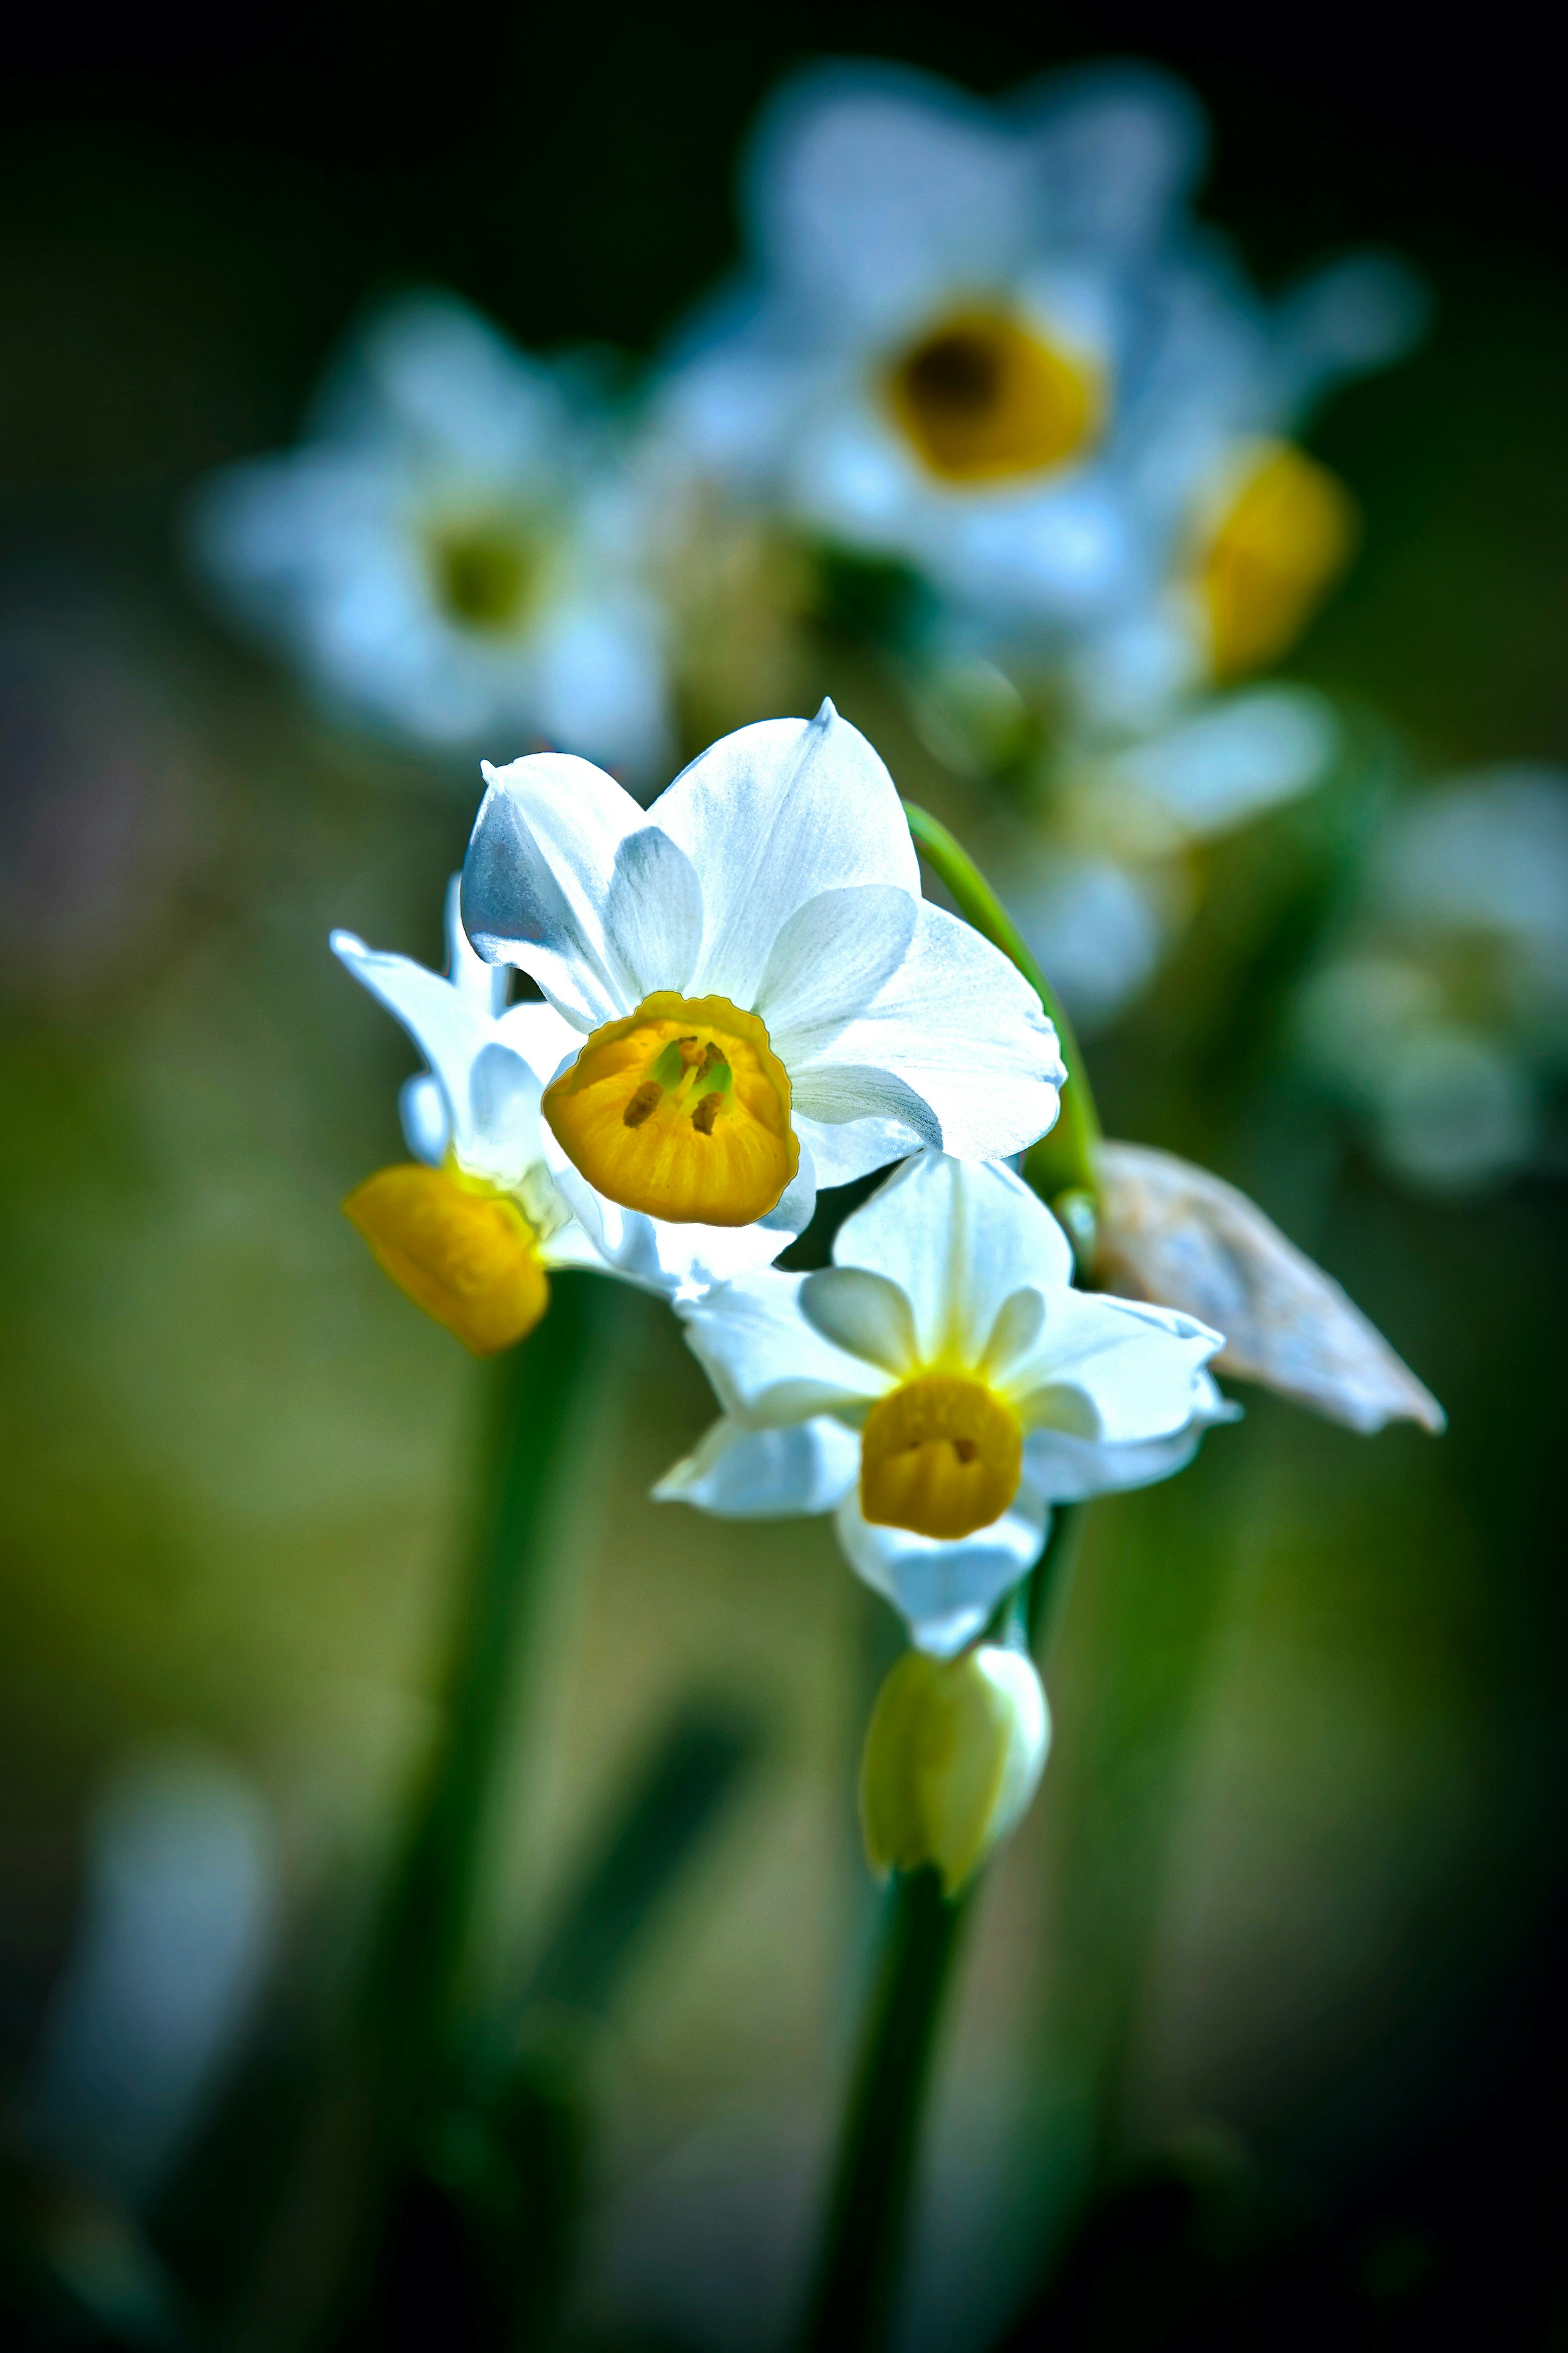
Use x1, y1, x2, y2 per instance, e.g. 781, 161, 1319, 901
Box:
332, 879, 802, 1352
460, 702, 1065, 1232
191, 292, 670, 775
655, 62, 1421, 680
655, 1153, 1232, 1654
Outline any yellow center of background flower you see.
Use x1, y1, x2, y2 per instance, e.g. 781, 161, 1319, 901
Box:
343, 1163, 548, 1355
860, 1372, 1023, 1540
1200, 442, 1358, 680
887, 309, 1103, 485
543, 992, 797, 1227
426, 519, 540, 633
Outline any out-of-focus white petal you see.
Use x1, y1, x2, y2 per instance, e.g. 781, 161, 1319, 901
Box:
679, 1271, 892, 1427
791, 902, 1064, 1161
530, 594, 672, 778
462, 753, 700, 1026
1109, 687, 1337, 838
331, 928, 487, 1146
399, 1073, 450, 1166
492, 997, 585, 1083
655, 702, 920, 1006
835, 1480, 1048, 1657
1015, 62, 1207, 254
1272, 254, 1430, 411
832, 1155, 1075, 1367
653, 1415, 860, 1517
747, 65, 1034, 335
443, 873, 508, 1019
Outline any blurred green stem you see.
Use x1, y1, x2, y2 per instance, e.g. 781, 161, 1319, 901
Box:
902, 801, 1100, 1220
364, 1269, 605, 2127
799, 1503, 1087, 2353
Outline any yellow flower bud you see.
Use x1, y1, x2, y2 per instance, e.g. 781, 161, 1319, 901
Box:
860, 1645, 1049, 1897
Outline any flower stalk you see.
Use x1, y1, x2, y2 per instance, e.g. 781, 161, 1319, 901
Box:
798, 1500, 1084, 2353
901, 801, 1101, 1240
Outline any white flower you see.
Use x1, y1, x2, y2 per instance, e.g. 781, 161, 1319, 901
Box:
191, 292, 670, 776
1294, 766, 1568, 1193
655, 1153, 1232, 1655
655, 61, 1421, 690
332, 877, 799, 1351
460, 701, 1065, 1229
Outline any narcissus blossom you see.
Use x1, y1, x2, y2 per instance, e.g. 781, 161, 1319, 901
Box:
192, 292, 670, 775
332, 879, 800, 1352
655, 61, 1421, 697
461, 702, 1064, 1231
656, 1153, 1232, 1654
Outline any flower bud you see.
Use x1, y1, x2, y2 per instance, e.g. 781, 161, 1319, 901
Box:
860, 1645, 1050, 1897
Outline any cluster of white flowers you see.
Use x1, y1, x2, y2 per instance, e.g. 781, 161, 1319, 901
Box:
332, 707, 1440, 1882
191, 62, 1423, 1041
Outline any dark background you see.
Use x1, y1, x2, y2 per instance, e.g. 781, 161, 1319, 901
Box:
3, 9, 1566, 2348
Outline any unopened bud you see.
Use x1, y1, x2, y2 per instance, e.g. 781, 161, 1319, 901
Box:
860, 1645, 1049, 1898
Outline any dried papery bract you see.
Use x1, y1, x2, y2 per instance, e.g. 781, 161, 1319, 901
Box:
1095, 1140, 1444, 1434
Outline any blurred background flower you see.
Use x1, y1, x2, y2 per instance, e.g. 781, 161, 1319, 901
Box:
2, 6, 1566, 2349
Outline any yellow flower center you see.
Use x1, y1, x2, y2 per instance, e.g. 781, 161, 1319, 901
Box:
1200, 442, 1358, 681
343, 1163, 548, 1355
860, 1373, 1023, 1541
543, 992, 797, 1227
426, 518, 540, 633
887, 308, 1103, 485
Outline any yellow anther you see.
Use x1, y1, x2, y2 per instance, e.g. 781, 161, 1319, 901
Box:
343, 1163, 548, 1356
860, 1374, 1023, 1540
887, 308, 1103, 485
544, 991, 797, 1226
1199, 440, 1358, 680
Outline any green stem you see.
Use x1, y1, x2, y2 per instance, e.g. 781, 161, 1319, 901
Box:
797, 1867, 969, 2353
902, 801, 1100, 1215
365, 1268, 607, 2123
800, 1504, 1089, 2353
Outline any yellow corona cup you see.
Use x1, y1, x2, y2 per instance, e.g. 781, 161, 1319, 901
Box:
888, 308, 1104, 485
543, 992, 798, 1228
1200, 441, 1358, 682
343, 1164, 549, 1356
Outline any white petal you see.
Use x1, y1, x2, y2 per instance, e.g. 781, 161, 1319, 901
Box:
463, 1042, 546, 1186
791, 1111, 926, 1191
798, 1267, 921, 1375
791, 901, 1064, 1160
553, 1164, 804, 1306
834, 1481, 1047, 1658
331, 929, 486, 1148
1007, 1288, 1225, 1444
443, 873, 508, 1019
399, 1073, 449, 1165
832, 1155, 1074, 1367
653, 701, 919, 1006
757, 885, 917, 1057
461, 753, 701, 1028
653, 1415, 860, 1517
679, 1270, 892, 1427
752, 68, 1032, 335
492, 997, 586, 1083
1022, 1380, 1237, 1501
